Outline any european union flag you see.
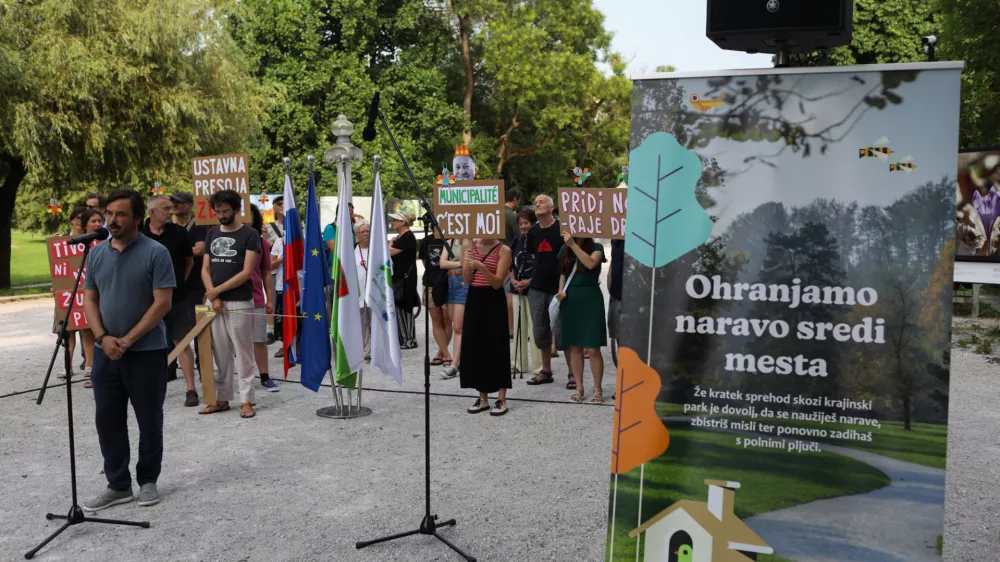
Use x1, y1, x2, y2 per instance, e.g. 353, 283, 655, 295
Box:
299, 171, 332, 392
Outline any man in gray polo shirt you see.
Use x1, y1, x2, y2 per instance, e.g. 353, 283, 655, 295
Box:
82, 189, 175, 512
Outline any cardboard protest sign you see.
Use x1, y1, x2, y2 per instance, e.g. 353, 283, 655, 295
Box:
192, 153, 252, 225
433, 180, 505, 239
47, 236, 95, 331
558, 187, 627, 239
606, 62, 963, 562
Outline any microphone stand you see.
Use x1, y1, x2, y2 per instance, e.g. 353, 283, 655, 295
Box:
355, 106, 474, 561
26, 241, 149, 560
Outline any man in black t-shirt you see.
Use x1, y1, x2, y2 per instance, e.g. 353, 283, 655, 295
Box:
200, 190, 262, 417
524, 194, 573, 387
143, 196, 199, 406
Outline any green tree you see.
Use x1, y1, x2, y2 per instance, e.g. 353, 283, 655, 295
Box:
825, 0, 939, 66
937, 0, 1000, 148
226, 0, 463, 201
0, 0, 267, 288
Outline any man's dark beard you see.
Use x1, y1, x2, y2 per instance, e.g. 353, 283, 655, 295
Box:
219, 216, 235, 226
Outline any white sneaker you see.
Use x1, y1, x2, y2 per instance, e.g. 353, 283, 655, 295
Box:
440, 366, 459, 380
490, 400, 509, 416
467, 398, 490, 414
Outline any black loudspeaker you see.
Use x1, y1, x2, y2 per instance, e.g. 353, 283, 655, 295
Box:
706, 0, 853, 55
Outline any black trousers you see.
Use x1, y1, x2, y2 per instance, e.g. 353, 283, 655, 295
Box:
91, 348, 168, 492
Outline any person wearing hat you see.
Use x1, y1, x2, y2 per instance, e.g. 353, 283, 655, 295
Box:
170, 191, 209, 374
388, 212, 419, 349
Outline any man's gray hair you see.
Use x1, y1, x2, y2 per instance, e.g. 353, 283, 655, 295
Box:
148, 195, 170, 210
536, 194, 554, 207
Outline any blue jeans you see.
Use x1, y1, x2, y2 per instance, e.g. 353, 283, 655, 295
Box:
91, 348, 168, 491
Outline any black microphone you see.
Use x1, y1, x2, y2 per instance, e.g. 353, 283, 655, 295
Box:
362, 91, 380, 142
69, 227, 109, 245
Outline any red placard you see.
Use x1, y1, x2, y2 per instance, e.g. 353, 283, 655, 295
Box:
46, 236, 93, 331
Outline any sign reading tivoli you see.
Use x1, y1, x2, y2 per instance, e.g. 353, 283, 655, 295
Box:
607, 62, 962, 562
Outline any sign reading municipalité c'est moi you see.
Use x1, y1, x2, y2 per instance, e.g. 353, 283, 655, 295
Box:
433, 180, 506, 239
192, 153, 253, 226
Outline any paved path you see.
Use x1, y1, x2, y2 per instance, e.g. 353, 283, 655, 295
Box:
746, 445, 945, 562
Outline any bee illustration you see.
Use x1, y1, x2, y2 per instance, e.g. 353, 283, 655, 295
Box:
859, 136, 893, 160
889, 155, 916, 173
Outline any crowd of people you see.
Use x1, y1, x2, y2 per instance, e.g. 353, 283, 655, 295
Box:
68, 183, 623, 511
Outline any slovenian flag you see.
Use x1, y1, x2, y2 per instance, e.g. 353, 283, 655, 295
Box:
330, 166, 365, 389
282, 172, 303, 378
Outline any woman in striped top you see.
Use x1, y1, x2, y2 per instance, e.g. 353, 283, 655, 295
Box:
460, 237, 513, 416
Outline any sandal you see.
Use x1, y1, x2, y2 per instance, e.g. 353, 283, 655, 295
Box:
526, 371, 554, 385
199, 402, 231, 415
83, 379, 93, 389
240, 403, 256, 418
431, 357, 445, 366
566, 375, 577, 390
442, 359, 453, 367
57, 372, 68, 380
570, 386, 585, 403
591, 389, 604, 403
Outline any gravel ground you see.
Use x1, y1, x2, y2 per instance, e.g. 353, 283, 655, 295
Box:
0, 297, 614, 562
1, 294, 996, 562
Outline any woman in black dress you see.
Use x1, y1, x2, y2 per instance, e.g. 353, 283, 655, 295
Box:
389, 212, 419, 349
459, 238, 513, 415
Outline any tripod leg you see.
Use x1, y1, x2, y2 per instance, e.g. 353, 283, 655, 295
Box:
355, 528, 422, 549
24, 520, 72, 559
433, 531, 477, 562
84, 515, 150, 528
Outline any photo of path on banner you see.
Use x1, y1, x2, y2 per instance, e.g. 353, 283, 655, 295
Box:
607, 64, 962, 562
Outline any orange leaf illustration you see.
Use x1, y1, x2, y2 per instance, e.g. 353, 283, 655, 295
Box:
611, 347, 670, 474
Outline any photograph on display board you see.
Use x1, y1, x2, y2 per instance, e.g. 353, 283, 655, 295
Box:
955, 147, 1000, 258
607, 63, 962, 562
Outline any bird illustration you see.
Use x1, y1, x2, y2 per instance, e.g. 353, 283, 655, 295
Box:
46, 197, 62, 215
258, 193, 270, 205
674, 544, 693, 562
889, 155, 916, 173
572, 166, 591, 186
688, 93, 726, 112
858, 136, 893, 160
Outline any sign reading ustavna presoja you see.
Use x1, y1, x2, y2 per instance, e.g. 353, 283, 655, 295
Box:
558, 187, 628, 239
433, 180, 505, 239
192, 153, 252, 225
607, 62, 962, 562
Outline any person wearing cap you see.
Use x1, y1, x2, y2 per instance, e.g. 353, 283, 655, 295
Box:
388, 212, 419, 349
170, 191, 209, 371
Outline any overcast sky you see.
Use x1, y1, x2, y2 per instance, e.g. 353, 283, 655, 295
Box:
593, 0, 773, 74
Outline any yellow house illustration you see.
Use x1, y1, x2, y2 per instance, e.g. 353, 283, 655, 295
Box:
629, 480, 773, 562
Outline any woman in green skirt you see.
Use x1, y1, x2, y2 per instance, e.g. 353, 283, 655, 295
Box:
555, 234, 607, 403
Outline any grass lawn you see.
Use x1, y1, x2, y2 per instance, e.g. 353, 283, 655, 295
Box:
606, 425, 890, 561
9, 230, 51, 287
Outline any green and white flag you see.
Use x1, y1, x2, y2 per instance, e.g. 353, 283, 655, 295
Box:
366, 170, 403, 384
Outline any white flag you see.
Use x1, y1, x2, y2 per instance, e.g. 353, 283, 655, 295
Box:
366, 171, 403, 384
332, 165, 365, 388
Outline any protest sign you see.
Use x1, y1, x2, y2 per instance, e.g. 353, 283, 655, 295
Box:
433, 180, 505, 239
192, 153, 252, 225
607, 62, 963, 562
557, 187, 627, 239
47, 236, 95, 331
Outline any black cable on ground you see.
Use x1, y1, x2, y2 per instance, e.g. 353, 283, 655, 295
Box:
270, 377, 613, 407
1, 375, 613, 408
0, 379, 85, 401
